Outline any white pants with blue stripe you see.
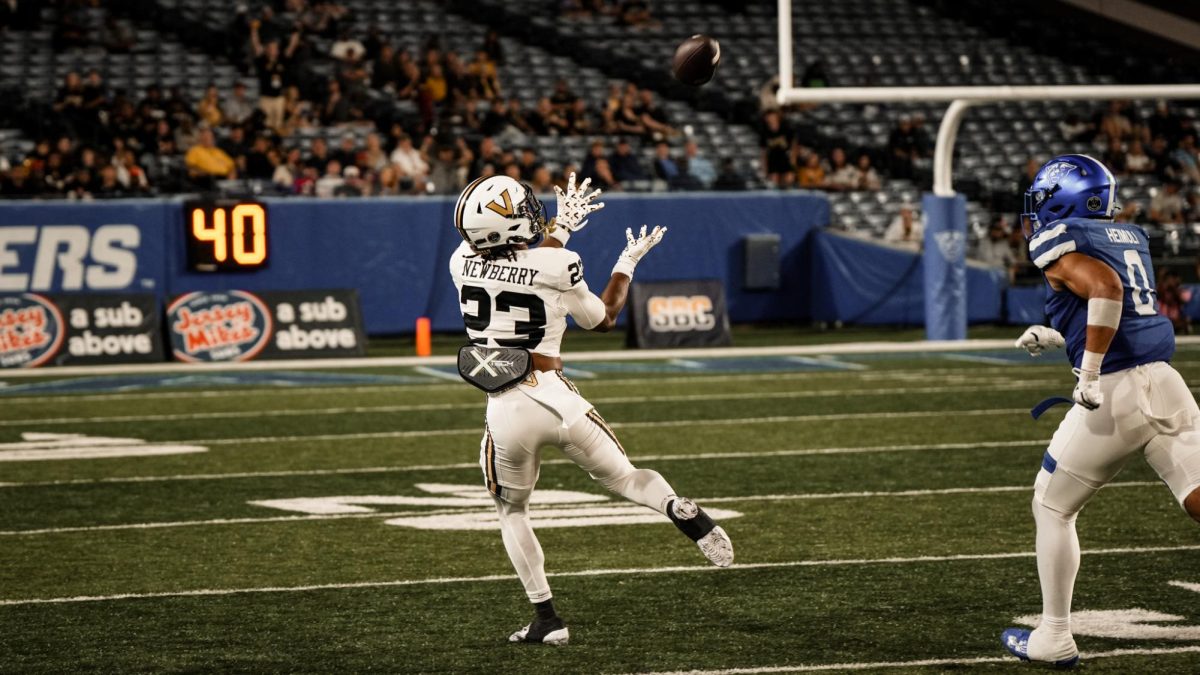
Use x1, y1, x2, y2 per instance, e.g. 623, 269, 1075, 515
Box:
1037, 361, 1200, 515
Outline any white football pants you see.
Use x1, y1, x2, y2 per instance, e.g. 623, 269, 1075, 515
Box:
479, 369, 677, 603
1031, 361, 1200, 635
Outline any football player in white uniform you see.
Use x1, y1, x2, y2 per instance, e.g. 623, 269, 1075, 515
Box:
450, 173, 734, 646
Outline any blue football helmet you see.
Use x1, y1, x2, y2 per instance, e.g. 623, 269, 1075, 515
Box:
1022, 154, 1120, 238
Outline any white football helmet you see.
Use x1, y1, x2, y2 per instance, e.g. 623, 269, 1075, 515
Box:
454, 175, 547, 252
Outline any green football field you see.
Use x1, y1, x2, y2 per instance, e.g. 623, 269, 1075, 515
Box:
2, 337, 1200, 673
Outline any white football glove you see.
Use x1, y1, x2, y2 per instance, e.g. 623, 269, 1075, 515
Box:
612, 225, 667, 279
1072, 367, 1103, 411
1015, 325, 1065, 357
549, 172, 604, 245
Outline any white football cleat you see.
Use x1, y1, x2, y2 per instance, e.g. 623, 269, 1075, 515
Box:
509, 617, 569, 646
669, 498, 734, 567
697, 525, 734, 568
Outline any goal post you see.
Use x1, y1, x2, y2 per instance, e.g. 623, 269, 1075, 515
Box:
775, 0, 1200, 339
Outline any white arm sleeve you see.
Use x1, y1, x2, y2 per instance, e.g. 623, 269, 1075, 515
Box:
562, 283, 607, 330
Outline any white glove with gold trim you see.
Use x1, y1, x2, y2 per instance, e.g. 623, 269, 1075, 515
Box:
612, 225, 667, 279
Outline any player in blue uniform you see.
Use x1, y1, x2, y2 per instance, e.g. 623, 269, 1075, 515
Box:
1001, 154, 1200, 667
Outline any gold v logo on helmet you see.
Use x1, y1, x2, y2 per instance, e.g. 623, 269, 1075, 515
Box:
485, 190, 515, 217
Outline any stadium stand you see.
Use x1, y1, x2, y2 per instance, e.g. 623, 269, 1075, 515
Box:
3, 0, 1200, 263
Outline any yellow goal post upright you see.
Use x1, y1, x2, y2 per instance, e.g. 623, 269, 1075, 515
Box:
775, 0, 1200, 339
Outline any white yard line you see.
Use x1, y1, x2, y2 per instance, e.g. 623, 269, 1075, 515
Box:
0, 383, 1065, 426
0, 339, 1050, 379
1, 542, 1196, 607
625, 646, 1200, 675
0, 440, 1051, 488
940, 353, 1024, 366
9, 408, 1025, 449
0, 480, 1153, 536
15, 361, 1200, 405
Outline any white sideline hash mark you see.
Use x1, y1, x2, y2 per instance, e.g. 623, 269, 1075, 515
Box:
1, 544, 1199, 607
0, 433, 206, 462
1016, 608, 1200, 641
0, 480, 1160, 536
0, 439, 1052, 488
625, 646, 1200, 674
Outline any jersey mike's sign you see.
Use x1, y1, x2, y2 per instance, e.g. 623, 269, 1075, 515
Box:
0, 293, 162, 368
627, 279, 732, 349
167, 289, 365, 362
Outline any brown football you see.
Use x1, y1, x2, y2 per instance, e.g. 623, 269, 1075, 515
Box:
671, 34, 721, 86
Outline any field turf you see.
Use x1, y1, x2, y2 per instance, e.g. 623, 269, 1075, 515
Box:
2, 338, 1199, 673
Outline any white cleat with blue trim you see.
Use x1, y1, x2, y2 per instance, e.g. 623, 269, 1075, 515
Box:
1001, 628, 1079, 668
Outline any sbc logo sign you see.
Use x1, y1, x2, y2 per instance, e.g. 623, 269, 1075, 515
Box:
647, 295, 715, 332
168, 290, 272, 362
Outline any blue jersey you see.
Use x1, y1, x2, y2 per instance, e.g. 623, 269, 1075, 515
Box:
1027, 217, 1174, 374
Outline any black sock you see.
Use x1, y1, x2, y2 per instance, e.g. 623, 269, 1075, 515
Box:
666, 499, 716, 542
534, 599, 558, 621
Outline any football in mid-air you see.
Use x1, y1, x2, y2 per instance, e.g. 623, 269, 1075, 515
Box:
671, 34, 721, 86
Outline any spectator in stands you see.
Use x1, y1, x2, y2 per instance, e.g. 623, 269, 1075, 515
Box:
472, 136, 504, 177
974, 216, 1017, 282
1149, 135, 1174, 181
1126, 138, 1154, 175
224, 82, 256, 127
1102, 137, 1127, 175
550, 79, 578, 115
336, 165, 366, 197
886, 115, 922, 180
684, 140, 715, 188
53, 72, 87, 132
274, 147, 303, 191
825, 147, 857, 191
581, 140, 616, 190
427, 138, 473, 194
320, 79, 353, 125
652, 141, 679, 183
251, 21, 301, 133
244, 135, 274, 180
796, 152, 825, 189
396, 51, 421, 100
281, 86, 314, 136
372, 43, 399, 91
422, 63, 449, 106
196, 85, 225, 128
1157, 269, 1191, 334
375, 165, 403, 196
481, 29, 505, 65
616, 0, 657, 28
360, 133, 388, 173
517, 148, 542, 182
568, 98, 593, 135
854, 153, 882, 191
220, 126, 249, 168
315, 159, 345, 197
1058, 112, 1094, 143
1150, 180, 1186, 225
529, 97, 568, 136
714, 158, 747, 191
1172, 133, 1200, 184
884, 203, 923, 249
93, 164, 126, 199
332, 134, 359, 169
636, 90, 675, 141
1019, 157, 1041, 195
480, 98, 517, 140
306, 137, 332, 171
760, 110, 794, 188
1099, 100, 1133, 142
468, 50, 502, 99
529, 166, 554, 193
114, 149, 149, 194
391, 134, 429, 190
185, 127, 237, 184
1149, 101, 1184, 145
614, 85, 646, 136
609, 138, 647, 185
